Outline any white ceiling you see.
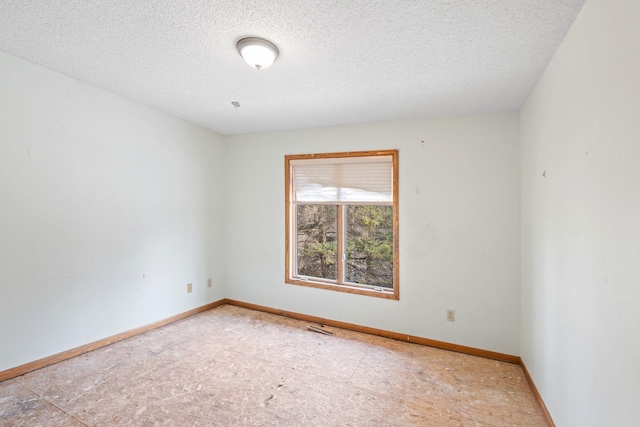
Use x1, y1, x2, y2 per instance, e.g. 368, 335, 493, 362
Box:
0, 0, 585, 135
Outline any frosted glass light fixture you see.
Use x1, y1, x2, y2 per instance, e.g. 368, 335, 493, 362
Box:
236, 37, 279, 70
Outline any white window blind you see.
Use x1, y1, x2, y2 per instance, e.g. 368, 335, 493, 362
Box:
291, 155, 393, 203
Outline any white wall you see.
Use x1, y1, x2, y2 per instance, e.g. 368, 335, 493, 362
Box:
0, 52, 226, 371
224, 113, 521, 355
520, 0, 640, 425
0, 51, 521, 372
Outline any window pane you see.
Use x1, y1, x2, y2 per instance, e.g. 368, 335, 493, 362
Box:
296, 204, 337, 280
345, 205, 393, 288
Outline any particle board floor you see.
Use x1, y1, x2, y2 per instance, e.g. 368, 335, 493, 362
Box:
0, 305, 548, 426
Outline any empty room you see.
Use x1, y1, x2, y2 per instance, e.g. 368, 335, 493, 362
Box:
0, 0, 638, 426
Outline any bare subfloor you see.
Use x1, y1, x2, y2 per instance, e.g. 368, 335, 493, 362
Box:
0, 305, 547, 426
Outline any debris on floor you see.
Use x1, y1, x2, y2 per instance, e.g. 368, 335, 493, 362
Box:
264, 393, 274, 405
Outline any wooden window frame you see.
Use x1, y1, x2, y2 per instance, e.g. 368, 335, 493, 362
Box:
285, 150, 399, 300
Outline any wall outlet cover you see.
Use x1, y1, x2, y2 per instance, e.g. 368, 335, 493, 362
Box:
447, 309, 455, 322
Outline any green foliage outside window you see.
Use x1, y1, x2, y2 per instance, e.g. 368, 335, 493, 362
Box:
296, 204, 393, 288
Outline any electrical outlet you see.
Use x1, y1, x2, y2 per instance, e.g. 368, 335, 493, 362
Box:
187, 283, 192, 293
447, 309, 455, 322
207, 278, 212, 288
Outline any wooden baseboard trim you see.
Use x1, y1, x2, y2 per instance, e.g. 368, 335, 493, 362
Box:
224, 299, 520, 364
2, 296, 549, 425
520, 359, 556, 427
0, 299, 226, 382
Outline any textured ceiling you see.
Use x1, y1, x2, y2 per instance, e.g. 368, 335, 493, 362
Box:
0, 0, 585, 135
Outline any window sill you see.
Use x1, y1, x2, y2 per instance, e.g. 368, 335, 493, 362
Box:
286, 278, 398, 300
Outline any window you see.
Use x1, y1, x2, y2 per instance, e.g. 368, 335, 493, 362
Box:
285, 150, 399, 299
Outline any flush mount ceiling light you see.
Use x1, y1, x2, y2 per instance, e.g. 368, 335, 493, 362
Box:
236, 37, 279, 70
